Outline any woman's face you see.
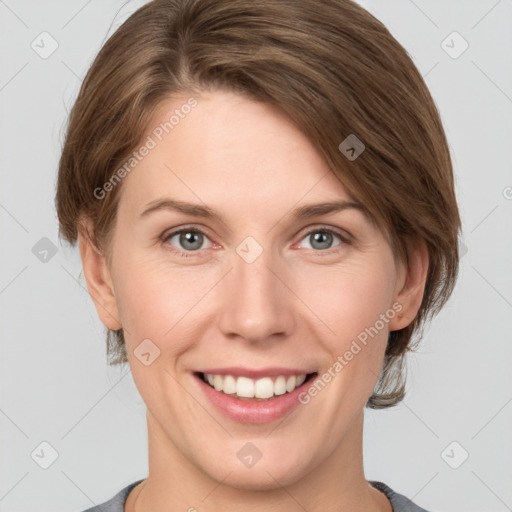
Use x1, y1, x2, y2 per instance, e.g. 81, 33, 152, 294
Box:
85, 89, 421, 489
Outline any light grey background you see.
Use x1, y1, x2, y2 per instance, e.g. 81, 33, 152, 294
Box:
0, 1, 511, 511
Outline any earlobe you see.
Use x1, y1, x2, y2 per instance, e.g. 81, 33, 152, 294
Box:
77, 219, 122, 331
388, 239, 429, 332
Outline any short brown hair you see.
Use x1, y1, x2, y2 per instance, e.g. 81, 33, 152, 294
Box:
55, 0, 461, 408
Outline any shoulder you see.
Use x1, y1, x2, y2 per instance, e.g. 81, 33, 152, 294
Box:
369, 480, 431, 512
77, 480, 144, 512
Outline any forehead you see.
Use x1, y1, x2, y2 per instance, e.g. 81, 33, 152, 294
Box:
118, 89, 357, 216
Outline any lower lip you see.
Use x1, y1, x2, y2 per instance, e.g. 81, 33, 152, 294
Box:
194, 373, 315, 424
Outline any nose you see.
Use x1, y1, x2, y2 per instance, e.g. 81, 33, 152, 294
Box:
217, 244, 296, 344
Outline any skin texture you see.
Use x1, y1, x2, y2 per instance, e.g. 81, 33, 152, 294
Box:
79, 89, 428, 512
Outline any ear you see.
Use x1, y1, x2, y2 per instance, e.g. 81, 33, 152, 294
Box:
77, 218, 122, 331
388, 238, 429, 331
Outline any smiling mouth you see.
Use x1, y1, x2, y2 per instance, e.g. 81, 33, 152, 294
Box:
196, 372, 318, 401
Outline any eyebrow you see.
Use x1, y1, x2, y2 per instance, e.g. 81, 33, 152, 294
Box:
139, 198, 366, 224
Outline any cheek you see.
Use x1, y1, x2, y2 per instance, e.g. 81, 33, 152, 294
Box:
298, 253, 398, 408
112, 255, 206, 408
297, 253, 398, 343
111, 252, 217, 351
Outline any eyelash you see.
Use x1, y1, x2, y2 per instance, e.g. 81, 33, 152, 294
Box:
160, 225, 351, 259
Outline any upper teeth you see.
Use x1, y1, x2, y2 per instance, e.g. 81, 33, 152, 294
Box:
203, 373, 307, 399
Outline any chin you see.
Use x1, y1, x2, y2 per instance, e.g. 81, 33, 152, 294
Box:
199, 449, 311, 491
220, 466, 302, 491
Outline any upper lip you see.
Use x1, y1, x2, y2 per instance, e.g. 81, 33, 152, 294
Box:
196, 367, 316, 379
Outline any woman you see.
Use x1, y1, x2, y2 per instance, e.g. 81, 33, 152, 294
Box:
55, 0, 461, 510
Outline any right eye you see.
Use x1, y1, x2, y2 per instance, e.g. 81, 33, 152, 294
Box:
161, 227, 213, 258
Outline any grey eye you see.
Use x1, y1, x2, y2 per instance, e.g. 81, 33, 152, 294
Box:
168, 230, 209, 251
301, 230, 342, 251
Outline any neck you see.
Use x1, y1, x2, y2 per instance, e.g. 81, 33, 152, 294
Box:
127, 410, 391, 512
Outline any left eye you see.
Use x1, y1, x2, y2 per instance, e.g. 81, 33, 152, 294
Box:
298, 229, 344, 251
